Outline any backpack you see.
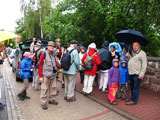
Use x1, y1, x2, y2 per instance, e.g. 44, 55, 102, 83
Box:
61, 49, 74, 71
84, 52, 96, 71
98, 49, 112, 70
33, 47, 42, 67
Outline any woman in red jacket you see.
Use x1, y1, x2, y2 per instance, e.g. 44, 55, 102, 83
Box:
82, 43, 101, 95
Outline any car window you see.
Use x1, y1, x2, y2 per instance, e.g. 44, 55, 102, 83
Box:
15, 50, 19, 59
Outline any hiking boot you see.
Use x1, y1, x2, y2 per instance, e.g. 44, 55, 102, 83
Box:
41, 104, 48, 110
125, 98, 131, 102
126, 101, 137, 105
24, 95, 30, 99
110, 101, 117, 105
67, 98, 76, 102
19, 96, 25, 101
62, 84, 65, 88
0, 103, 5, 109
0, 75, 3, 78
48, 100, 58, 105
102, 90, 108, 93
64, 97, 67, 101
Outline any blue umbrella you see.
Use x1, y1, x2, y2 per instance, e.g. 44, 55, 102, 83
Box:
115, 30, 149, 46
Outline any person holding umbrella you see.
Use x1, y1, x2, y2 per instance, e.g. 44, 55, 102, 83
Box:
115, 30, 148, 105
125, 41, 147, 105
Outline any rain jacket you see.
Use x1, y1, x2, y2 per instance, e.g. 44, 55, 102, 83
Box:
108, 58, 121, 87
109, 42, 123, 56
82, 48, 101, 76
119, 59, 129, 84
20, 57, 33, 79
98, 41, 112, 70
62, 45, 80, 75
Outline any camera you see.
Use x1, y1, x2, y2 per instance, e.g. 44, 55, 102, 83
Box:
53, 67, 58, 73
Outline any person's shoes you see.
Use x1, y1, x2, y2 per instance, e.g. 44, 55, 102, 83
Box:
64, 97, 67, 101
126, 101, 137, 105
88, 92, 94, 95
24, 95, 30, 99
48, 100, 58, 105
0, 75, 3, 78
83, 91, 87, 96
62, 84, 65, 88
99, 88, 102, 91
0, 103, 5, 109
67, 98, 76, 102
19, 96, 25, 101
93, 83, 98, 87
41, 104, 48, 110
110, 101, 117, 105
125, 98, 131, 102
102, 90, 108, 93
56, 91, 59, 96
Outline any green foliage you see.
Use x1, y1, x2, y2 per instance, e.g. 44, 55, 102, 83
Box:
16, 0, 160, 56
15, 0, 52, 41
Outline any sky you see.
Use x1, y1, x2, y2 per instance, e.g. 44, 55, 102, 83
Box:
0, 0, 22, 32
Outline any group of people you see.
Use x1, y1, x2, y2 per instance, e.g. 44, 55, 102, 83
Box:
16, 37, 147, 110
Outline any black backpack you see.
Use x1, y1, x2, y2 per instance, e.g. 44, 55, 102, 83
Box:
98, 49, 112, 70
33, 47, 42, 66
61, 49, 74, 71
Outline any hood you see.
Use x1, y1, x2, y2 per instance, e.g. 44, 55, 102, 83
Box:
120, 59, 128, 68
88, 43, 96, 49
112, 58, 119, 67
88, 48, 97, 55
102, 41, 109, 49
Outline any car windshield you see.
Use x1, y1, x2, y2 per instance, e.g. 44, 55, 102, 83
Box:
21, 43, 47, 49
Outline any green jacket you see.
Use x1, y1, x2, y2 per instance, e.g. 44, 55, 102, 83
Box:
63, 45, 80, 75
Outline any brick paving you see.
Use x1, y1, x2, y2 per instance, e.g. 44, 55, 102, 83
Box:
72, 73, 160, 120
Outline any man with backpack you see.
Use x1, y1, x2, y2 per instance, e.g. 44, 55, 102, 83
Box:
82, 43, 101, 95
38, 41, 59, 110
98, 41, 112, 93
61, 40, 80, 102
32, 41, 44, 91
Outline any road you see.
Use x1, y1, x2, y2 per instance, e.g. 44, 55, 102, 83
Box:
0, 60, 128, 120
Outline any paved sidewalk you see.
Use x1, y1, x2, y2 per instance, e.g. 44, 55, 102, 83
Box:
73, 73, 160, 120
0, 77, 8, 120
59, 73, 160, 120
4, 61, 127, 120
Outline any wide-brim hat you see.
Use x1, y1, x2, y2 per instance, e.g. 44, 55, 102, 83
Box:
48, 41, 55, 46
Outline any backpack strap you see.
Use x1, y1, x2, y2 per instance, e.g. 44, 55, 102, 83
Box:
35, 48, 41, 65
69, 49, 75, 54
87, 52, 97, 57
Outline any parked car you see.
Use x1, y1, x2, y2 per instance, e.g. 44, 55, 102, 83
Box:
8, 49, 16, 66
12, 39, 49, 81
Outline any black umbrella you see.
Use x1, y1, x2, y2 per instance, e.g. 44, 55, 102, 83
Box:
115, 30, 149, 46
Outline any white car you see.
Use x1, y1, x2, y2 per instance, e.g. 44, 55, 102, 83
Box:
8, 49, 16, 66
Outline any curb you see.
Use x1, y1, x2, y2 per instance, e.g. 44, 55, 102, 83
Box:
76, 88, 140, 120
3, 62, 24, 120
58, 79, 140, 120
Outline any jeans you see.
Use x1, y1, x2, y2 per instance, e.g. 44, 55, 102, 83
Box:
130, 75, 141, 103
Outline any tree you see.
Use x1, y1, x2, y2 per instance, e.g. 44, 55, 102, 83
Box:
42, 0, 160, 56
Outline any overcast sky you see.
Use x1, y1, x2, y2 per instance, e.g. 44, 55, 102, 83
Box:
0, 0, 22, 32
